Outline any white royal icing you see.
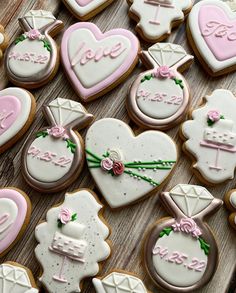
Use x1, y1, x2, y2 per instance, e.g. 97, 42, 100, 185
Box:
152, 231, 208, 287
129, 0, 192, 41
65, 0, 110, 18
0, 33, 4, 45
230, 191, 236, 208
26, 135, 74, 183
0, 263, 38, 293
93, 272, 148, 293
85, 118, 177, 208
182, 89, 236, 184
35, 189, 111, 293
8, 38, 50, 78
68, 28, 131, 88
0, 199, 18, 241
0, 88, 32, 148
24, 10, 56, 29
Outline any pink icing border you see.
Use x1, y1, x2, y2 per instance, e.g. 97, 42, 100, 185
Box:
61, 22, 139, 101
0, 189, 28, 254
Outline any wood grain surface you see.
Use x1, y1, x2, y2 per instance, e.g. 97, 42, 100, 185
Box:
0, 0, 235, 292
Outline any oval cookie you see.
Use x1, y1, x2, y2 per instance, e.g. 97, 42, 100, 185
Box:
0, 87, 36, 154
0, 188, 31, 257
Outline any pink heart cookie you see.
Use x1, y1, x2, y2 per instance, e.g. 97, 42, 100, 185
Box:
61, 22, 139, 102
0, 188, 31, 257
188, 0, 236, 76
76, 0, 93, 6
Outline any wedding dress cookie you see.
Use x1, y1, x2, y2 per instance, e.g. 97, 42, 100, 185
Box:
127, 43, 193, 130
35, 189, 111, 293
22, 97, 93, 192
5, 10, 64, 88
85, 118, 177, 208
144, 184, 223, 292
128, 0, 193, 43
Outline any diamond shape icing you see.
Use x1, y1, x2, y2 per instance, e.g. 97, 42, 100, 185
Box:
148, 43, 188, 67
170, 184, 214, 217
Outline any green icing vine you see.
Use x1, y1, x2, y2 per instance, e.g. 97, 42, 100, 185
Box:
140, 74, 184, 90
14, 35, 51, 52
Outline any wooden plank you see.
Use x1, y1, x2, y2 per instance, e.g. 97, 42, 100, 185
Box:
0, 0, 235, 292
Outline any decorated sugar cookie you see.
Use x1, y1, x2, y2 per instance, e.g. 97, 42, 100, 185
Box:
127, 0, 193, 43
61, 22, 140, 102
0, 262, 38, 293
85, 118, 177, 208
93, 271, 152, 293
5, 10, 64, 88
22, 97, 93, 192
35, 189, 111, 293
0, 188, 31, 257
224, 190, 236, 230
127, 43, 193, 130
62, 0, 114, 21
0, 87, 36, 154
0, 25, 8, 60
144, 184, 223, 292
188, 0, 236, 76
181, 89, 236, 184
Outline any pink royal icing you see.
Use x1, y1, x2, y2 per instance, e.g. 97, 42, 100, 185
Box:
61, 22, 139, 101
199, 5, 236, 61
0, 96, 21, 136
0, 189, 28, 254
76, 0, 93, 6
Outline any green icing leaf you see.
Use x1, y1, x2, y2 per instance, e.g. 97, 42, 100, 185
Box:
15, 34, 26, 44
57, 219, 63, 228
220, 115, 225, 120
207, 118, 215, 127
66, 139, 76, 154
198, 237, 210, 255
141, 75, 153, 83
36, 131, 48, 138
71, 213, 77, 221
42, 39, 52, 52
173, 78, 184, 89
159, 227, 173, 238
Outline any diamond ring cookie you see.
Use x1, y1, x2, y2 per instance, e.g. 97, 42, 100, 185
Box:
127, 43, 193, 130
224, 190, 236, 230
93, 271, 153, 293
61, 22, 140, 102
0, 262, 39, 293
144, 184, 223, 292
62, 0, 114, 21
85, 118, 178, 208
0, 188, 31, 257
22, 97, 93, 193
127, 0, 193, 43
5, 10, 64, 88
187, 0, 236, 76
0, 25, 8, 60
181, 89, 236, 185
35, 189, 111, 293
0, 87, 36, 155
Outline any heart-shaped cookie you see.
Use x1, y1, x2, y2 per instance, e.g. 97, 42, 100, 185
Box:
0, 188, 31, 257
85, 118, 178, 208
188, 0, 236, 76
61, 22, 139, 102
63, 0, 114, 20
0, 88, 36, 154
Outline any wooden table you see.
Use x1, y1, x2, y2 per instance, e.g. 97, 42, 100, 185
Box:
0, 0, 235, 292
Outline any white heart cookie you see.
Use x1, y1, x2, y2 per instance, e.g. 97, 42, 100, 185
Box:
63, 0, 114, 20
85, 118, 177, 208
188, 0, 236, 75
